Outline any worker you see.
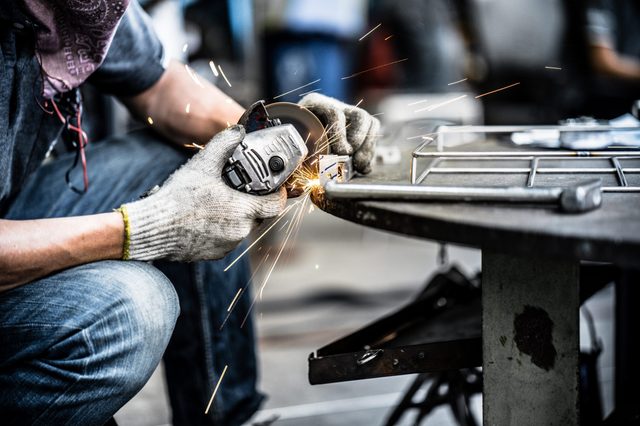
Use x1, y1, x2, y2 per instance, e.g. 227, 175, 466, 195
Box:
0, 1, 380, 425
587, 0, 640, 117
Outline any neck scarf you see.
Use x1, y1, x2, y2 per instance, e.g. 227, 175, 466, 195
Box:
22, 0, 130, 98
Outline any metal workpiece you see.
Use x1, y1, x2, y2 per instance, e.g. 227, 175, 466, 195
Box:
323, 179, 603, 213
411, 149, 640, 193
318, 155, 353, 186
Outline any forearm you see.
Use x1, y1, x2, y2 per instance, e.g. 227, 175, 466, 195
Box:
123, 60, 245, 146
591, 45, 640, 82
0, 213, 124, 291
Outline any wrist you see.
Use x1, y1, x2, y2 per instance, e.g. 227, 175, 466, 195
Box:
121, 197, 183, 261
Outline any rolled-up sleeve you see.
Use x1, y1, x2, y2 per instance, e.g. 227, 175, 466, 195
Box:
586, 0, 616, 48
88, 0, 166, 96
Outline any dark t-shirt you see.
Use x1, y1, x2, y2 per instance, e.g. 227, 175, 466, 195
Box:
587, 0, 640, 59
0, 1, 165, 213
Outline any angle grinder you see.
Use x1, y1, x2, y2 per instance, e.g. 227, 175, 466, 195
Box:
222, 100, 329, 196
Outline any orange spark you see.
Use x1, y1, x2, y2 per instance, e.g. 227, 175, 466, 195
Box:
359, 23, 381, 41
341, 58, 408, 80
273, 79, 321, 100
204, 365, 228, 414
475, 82, 520, 99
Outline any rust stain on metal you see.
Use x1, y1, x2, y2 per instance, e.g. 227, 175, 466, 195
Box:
513, 305, 556, 371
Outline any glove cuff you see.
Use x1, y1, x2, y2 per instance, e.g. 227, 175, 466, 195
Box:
121, 198, 183, 261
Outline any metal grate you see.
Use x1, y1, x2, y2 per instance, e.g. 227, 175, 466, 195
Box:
410, 126, 640, 193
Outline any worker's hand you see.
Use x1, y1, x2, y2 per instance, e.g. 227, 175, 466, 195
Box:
120, 125, 286, 262
299, 93, 380, 174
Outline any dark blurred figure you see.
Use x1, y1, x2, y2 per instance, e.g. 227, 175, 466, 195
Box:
261, 0, 367, 102
586, 0, 640, 118
362, 0, 467, 92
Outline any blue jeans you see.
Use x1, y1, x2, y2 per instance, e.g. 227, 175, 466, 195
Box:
0, 130, 264, 425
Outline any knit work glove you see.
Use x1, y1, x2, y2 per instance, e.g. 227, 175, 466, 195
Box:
298, 93, 380, 174
119, 125, 286, 262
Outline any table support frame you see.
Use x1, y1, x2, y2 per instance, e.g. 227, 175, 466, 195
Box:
482, 252, 579, 425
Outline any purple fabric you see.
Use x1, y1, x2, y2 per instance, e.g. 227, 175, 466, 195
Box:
22, 0, 130, 98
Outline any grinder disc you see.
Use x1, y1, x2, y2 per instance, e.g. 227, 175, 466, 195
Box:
265, 102, 330, 168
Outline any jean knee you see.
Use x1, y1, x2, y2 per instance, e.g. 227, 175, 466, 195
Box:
80, 261, 179, 393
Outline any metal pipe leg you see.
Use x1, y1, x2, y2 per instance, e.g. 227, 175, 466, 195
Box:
482, 252, 579, 425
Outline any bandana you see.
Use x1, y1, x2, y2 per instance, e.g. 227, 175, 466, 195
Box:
22, 0, 130, 98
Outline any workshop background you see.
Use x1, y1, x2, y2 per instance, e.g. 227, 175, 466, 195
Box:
99, 0, 636, 424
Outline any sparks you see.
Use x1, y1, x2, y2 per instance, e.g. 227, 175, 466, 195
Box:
182, 43, 188, 53
184, 64, 204, 88
359, 23, 381, 41
226, 288, 243, 312
147, 116, 154, 125
354, 98, 364, 108
273, 79, 321, 100
219, 250, 272, 331
204, 365, 228, 414
384, 35, 394, 41
223, 200, 303, 272
407, 99, 428, 106
298, 88, 322, 97
475, 82, 520, 99
545, 66, 562, 70
218, 65, 232, 87
209, 60, 220, 77
414, 94, 467, 113
406, 132, 436, 141
447, 77, 468, 86
341, 58, 408, 80
184, 142, 205, 150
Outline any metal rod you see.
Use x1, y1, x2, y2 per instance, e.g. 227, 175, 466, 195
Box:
415, 158, 441, 185
611, 157, 629, 187
436, 125, 640, 134
414, 150, 640, 158
425, 168, 640, 174
326, 181, 559, 202
324, 180, 603, 212
603, 187, 640, 192
527, 158, 539, 187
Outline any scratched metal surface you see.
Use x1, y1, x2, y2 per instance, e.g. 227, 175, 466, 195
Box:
315, 138, 640, 267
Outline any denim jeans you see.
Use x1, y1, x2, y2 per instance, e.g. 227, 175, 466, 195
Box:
0, 130, 264, 425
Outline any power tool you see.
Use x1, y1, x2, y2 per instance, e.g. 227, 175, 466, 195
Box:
222, 100, 329, 195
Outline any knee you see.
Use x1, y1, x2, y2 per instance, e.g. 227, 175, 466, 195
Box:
76, 261, 179, 392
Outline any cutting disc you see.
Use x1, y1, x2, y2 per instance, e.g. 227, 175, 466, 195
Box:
265, 102, 330, 167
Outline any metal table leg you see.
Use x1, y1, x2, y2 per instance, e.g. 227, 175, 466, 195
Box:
482, 252, 579, 426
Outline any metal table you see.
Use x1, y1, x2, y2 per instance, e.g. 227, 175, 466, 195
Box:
314, 139, 640, 425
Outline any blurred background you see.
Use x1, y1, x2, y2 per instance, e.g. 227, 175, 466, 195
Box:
102, 0, 638, 424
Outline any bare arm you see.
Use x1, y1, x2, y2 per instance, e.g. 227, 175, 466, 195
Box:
122, 59, 245, 146
1, 61, 244, 290
591, 44, 640, 82
0, 213, 124, 291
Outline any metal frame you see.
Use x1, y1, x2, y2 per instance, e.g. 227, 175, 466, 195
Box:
410, 125, 640, 193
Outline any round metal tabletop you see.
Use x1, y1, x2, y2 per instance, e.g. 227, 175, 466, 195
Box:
314, 139, 640, 267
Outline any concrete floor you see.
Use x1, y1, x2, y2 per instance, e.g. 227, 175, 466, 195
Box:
115, 205, 614, 426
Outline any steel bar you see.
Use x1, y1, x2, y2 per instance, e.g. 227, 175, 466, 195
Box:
527, 158, 539, 187
611, 157, 629, 187
324, 179, 602, 212
414, 150, 640, 158
436, 124, 640, 133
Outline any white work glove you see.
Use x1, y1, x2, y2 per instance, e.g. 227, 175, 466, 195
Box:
119, 125, 286, 262
299, 93, 381, 174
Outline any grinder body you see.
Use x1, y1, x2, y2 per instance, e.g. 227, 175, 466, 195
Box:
222, 124, 308, 195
